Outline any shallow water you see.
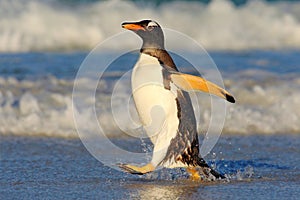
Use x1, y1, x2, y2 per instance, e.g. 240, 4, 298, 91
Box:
1, 134, 299, 199
1, 1, 300, 199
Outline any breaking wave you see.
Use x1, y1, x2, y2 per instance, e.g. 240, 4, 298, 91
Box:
1, 0, 300, 52
0, 71, 300, 138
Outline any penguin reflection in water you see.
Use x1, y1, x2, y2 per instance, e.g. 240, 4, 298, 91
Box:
119, 20, 235, 181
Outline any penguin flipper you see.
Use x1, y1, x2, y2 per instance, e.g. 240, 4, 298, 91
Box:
170, 72, 235, 103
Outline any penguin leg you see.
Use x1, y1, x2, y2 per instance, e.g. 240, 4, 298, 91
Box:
118, 163, 155, 175
186, 167, 201, 181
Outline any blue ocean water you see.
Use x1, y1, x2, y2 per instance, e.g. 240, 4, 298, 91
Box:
1, 134, 299, 199
1, 50, 299, 79
0, 1, 300, 199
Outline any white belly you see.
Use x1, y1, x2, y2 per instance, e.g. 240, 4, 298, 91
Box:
132, 53, 179, 166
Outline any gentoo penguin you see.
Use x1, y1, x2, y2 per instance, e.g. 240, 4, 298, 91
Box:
119, 20, 235, 180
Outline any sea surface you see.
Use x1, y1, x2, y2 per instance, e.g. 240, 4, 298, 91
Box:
1, 50, 299, 136
1, 135, 299, 199
1, 0, 300, 199
1, 50, 299, 199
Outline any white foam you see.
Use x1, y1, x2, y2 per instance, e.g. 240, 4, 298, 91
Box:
0, 72, 300, 137
20, 92, 40, 115
1, 0, 300, 52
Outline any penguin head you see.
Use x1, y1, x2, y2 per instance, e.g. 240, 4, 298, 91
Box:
122, 20, 164, 50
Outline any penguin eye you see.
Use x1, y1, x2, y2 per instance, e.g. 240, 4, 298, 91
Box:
147, 21, 158, 31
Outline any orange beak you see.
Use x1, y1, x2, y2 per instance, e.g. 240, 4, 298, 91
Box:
122, 23, 145, 31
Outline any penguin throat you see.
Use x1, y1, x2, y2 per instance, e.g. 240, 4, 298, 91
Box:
142, 40, 165, 50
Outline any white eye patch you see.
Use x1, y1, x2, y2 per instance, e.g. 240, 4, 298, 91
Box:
147, 21, 158, 27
